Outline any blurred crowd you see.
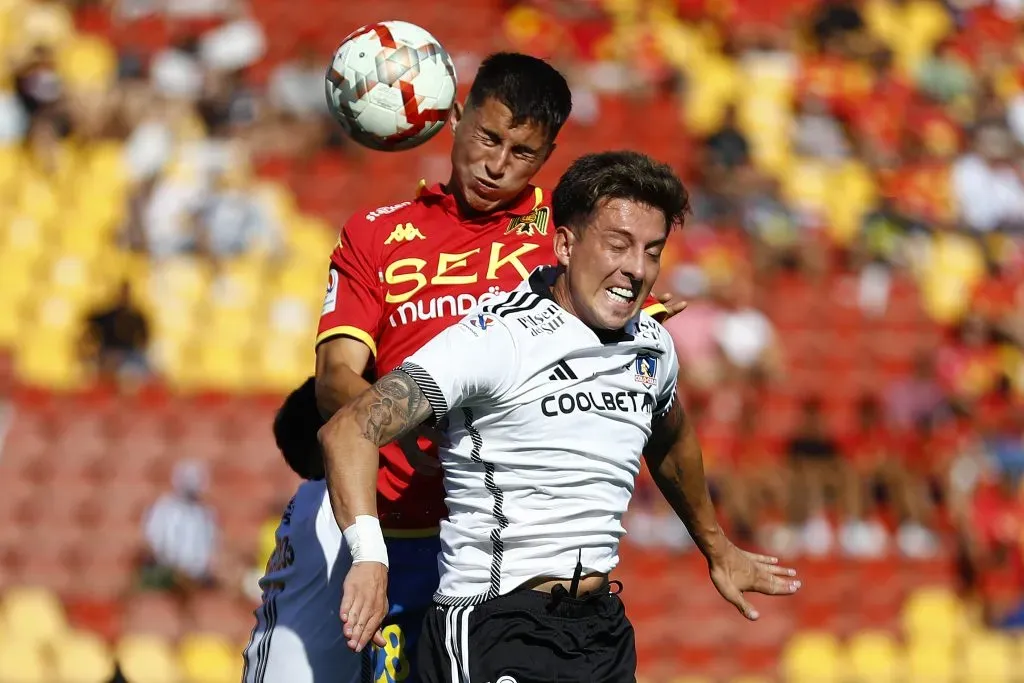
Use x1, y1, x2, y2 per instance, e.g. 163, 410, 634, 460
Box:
3, 0, 1024, 635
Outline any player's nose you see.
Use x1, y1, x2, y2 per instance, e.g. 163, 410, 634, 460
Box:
484, 148, 510, 179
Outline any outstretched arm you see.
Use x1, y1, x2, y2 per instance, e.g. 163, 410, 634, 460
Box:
644, 394, 724, 558
318, 369, 434, 531
317, 369, 434, 654
645, 388, 801, 621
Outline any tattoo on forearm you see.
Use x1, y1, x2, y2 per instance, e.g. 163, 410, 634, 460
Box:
357, 371, 430, 445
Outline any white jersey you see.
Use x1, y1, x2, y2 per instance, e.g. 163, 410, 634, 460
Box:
242, 480, 360, 683
401, 266, 678, 606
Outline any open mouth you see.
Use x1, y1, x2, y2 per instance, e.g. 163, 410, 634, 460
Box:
605, 286, 638, 306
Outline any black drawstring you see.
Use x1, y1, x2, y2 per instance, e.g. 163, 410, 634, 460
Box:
568, 549, 583, 598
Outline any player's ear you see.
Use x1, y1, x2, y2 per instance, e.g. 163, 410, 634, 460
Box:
553, 225, 573, 267
448, 101, 464, 134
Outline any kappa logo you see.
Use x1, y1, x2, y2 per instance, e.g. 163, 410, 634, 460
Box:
504, 206, 549, 237
384, 223, 425, 245
634, 354, 658, 387
494, 677, 518, 683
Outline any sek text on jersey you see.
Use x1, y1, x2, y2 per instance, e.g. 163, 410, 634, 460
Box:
384, 238, 541, 328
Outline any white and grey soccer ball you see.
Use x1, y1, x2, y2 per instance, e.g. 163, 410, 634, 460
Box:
325, 20, 457, 152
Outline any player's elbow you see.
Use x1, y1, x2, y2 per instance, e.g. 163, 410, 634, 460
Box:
317, 399, 367, 462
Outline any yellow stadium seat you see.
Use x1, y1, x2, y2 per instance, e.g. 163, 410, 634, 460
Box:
14, 332, 81, 389
16, 173, 63, 227
192, 342, 252, 391
287, 215, 336, 262
845, 630, 903, 683
905, 640, 955, 683
0, 586, 67, 646
178, 633, 238, 683
257, 337, 312, 392
685, 54, 742, 136
0, 145, 24, 193
0, 638, 48, 683
116, 634, 180, 683
209, 260, 266, 313
782, 631, 841, 683
147, 258, 212, 306
268, 296, 315, 339
962, 632, 1013, 683
54, 630, 115, 683
780, 158, 832, 217
902, 587, 963, 647
825, 161, 877, 246
4, 215, 49, 259
56, 34, 117, 90
273, 260, 328, 299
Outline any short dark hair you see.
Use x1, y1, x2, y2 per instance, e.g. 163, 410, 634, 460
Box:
273, 377, 326, 481
551, 151, 690, 233
467, 52, 572, 142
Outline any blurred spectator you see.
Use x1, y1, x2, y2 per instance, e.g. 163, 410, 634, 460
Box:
664, 270, 725, 392
269, 45, 330, 120
915, 38, 976, 104
703, 104, 751, 172
13, 44, 63, 123
792, 93, 851, 161
786, 396, 846, 556
937, 313, 1003, 404
885, 350, 946, 429
951, 123, 1024, 233
725, 401, 789, 547
140, 460, 219, 593
80, 281, 151, 385
197, 167, 282, 261
713, 275, 783, 382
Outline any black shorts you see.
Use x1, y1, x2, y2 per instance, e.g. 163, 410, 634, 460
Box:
416, 586, 636, 683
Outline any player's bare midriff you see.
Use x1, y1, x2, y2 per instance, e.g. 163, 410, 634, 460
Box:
520, 572, 610, 596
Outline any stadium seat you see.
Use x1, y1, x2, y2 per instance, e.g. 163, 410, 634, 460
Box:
780, 631, 841, 682
905, 640, 955, 683
0, 585, 68, 646
178, 632, 238, 683
56, 34, 118, 90
0, 637, 49, 683
844, 630, 903, 682
902, 587, 962, 647
116, 634, 181, 683
53, 630, 115, 683
962, 632, 1013, 683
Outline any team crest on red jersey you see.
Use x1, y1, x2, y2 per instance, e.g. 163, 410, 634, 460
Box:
504, 207, 550, 237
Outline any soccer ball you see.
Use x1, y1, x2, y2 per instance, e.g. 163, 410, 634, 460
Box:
325, 21, 458, 152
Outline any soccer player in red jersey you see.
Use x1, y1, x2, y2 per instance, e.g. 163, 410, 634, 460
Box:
306, 53, 669, 680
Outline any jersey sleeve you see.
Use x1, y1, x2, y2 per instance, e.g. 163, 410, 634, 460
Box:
641, 294, 668, 321
654, 327, 680, 419
316, 217, 383, 356
398, 315, 518, 426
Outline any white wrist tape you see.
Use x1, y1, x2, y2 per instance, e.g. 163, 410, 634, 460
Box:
343, 515, 389, 567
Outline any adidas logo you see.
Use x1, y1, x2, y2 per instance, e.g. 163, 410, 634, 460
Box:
548, 360, 577, 381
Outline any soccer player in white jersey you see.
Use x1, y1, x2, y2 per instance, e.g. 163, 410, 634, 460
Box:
242, 378, 362, 683
318, 151, 802, 682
